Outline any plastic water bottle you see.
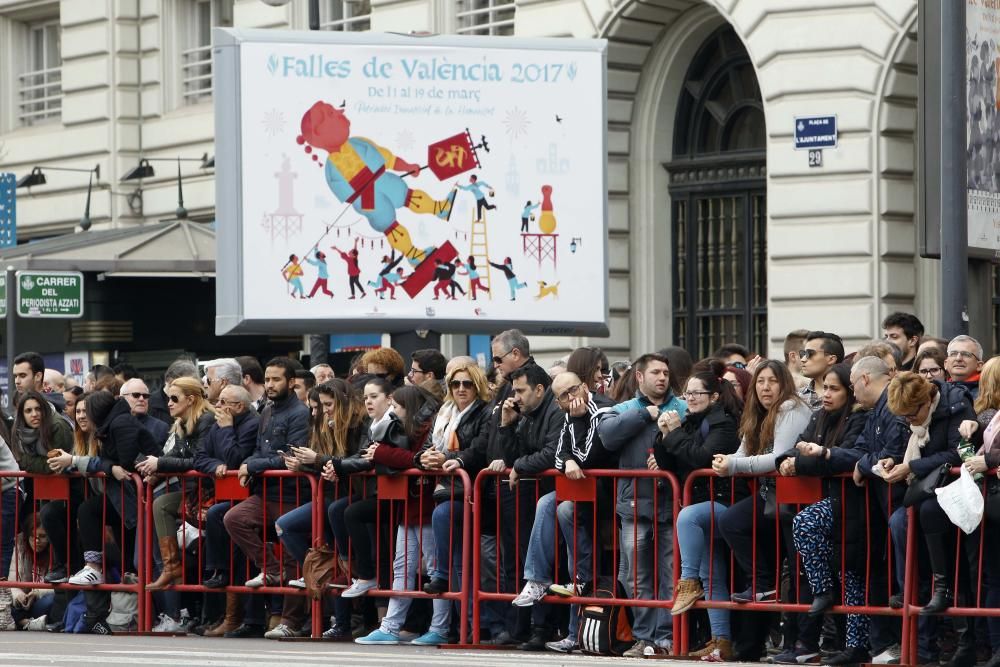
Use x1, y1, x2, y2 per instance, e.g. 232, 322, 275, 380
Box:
958, 437, 983, 481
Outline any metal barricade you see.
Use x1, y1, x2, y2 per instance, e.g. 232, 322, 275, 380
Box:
678, 469, 914, 663
0, 470, 148, 631
470, 468, 682, 649
140, 469, 319, 634
331, 467, 474, 645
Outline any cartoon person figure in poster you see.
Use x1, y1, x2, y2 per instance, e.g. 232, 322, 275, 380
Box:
282, 254, 306, 299
457, 174, 496, 222
299, 101, 458, 264
432, 259, 457, 300
489, 256, 528, 301
305, 250, 334, 298
369, 252, 406, 300
459, 256, 490, 300
520, 201, 539, 233
332, 237, 367, 300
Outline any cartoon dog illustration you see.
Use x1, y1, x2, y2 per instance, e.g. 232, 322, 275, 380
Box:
534, 281, 560, 300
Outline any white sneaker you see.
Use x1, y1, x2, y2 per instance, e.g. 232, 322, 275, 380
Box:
151, 613, 185, 633
244, 572, 280, 588
341, 578, 378, 598
24, 615, 48, 632
288, 577, 306, 589
545, 637, 576, 653
512, 580, 549, 607
872, 644, 901, 665
265, 623, 305, 639
67, 565, 104, 586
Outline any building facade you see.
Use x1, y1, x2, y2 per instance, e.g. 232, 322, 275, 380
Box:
0, 0, 992, 365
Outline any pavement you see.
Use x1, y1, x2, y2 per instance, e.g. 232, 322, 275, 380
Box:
0, 634, 729, 667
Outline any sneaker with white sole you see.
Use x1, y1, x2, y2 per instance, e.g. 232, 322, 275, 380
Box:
872, 644, 901, 665
356, 628, 400, 645
244, 572, 280, 588
24, 615, 48, 632
152, 613, 186, 633
548, 580, 591, 598
512, 580, 549, 607
265, 623, 305, 639
67, 565, 104, 586
342, 578, 378, 598
288, 577, 306, 589
545, 637, 576, 653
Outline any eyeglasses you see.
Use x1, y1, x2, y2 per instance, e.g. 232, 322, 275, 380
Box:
683, 390, 712, 399
556, 383, 584, 403
492, 349, 514, 365
167, 395, 182, 404
918, 367, 943, 376
449, 379, 475, 390
215, 398, 242, 407
948, 350, 979, 360
730, 362, 747, 370
127, 392, 150, 400
408, 367, 425, 378
798, 348, 820, 360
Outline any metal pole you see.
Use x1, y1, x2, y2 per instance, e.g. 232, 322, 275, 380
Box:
308, 0, 320, 30
5, 267, 15, 411
939, 0, 969, 338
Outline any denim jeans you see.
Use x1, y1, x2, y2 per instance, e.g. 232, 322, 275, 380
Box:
431, 500, 464, 585
619, 516, 674, 644
275, 500, 333, 564
676, 501, 730, 640
379, 524, 450, 637
1, 488, 17, 576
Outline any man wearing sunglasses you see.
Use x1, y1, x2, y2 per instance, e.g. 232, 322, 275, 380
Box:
797, 331, 845, 409
120, 378, 169, 447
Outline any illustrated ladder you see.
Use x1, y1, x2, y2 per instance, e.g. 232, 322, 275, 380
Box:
468, 210, 492, 298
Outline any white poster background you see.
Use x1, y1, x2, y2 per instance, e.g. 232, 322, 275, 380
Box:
234, 37, 606, 334
967, 0, 1000, 253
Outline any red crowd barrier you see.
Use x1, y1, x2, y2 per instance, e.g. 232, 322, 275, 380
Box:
470, 468, 682, 649
0, 470, 148, 631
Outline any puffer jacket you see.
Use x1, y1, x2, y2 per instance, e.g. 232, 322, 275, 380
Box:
94, 398, 161, 530
652, 401, 740, 505
244, 394, 311, 502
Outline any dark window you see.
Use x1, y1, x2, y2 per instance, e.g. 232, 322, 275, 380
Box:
667, 25, 767, 359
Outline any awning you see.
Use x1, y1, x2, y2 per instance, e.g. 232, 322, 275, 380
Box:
0, 220, 215, 276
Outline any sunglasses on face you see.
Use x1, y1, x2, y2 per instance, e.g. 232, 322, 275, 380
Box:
128, 392, 150, 400
449, 380, 475, 390
492, 349, 514, 365
798, 348, 820, 360
167, 395, 183, 404
730, 362, 747, 370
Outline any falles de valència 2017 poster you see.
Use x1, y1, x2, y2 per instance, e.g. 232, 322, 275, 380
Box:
216, 29, 609, 337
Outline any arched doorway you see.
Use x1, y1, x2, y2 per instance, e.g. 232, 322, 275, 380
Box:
667, 25, 767, 359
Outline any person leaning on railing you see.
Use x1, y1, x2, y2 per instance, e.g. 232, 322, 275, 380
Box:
0, 414, 18, 584
652, 360, 743, 663
712, 360, 812, 663
777, 363, 870, 666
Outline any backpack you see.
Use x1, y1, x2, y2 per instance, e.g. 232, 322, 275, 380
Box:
578, 579, 634, 656
106, 591, 139, 632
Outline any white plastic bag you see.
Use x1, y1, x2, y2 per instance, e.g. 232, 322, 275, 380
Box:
176, 520, 203, 549
934, 465, 984, 534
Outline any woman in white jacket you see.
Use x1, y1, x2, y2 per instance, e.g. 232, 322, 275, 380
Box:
713, 360, 811, 605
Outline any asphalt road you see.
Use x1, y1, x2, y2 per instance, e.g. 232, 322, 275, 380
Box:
0, 634, 732, 667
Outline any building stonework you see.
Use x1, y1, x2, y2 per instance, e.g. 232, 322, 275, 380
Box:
1, 0, 944, 363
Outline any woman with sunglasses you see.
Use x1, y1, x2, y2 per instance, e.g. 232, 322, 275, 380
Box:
272, 380, 370, 640
415, 363, 492, 643
140, 377, 215, 599
913, 347, 947, 383
713, 360, 812, 661
650, 359, 742, 662
778, 363, 869, 665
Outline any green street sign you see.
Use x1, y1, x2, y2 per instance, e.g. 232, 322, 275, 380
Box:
16, 271, 84, 318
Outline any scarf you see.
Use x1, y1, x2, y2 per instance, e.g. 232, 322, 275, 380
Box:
16, 426, 41, 456
901, 392, 941, 483
430, 401, 474, 453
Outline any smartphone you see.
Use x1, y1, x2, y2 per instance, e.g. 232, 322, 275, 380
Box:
511, 401, 521, 414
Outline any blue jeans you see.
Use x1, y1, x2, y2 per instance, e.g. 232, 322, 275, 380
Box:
379, 524, 450, 637
431, 500, 464, 585
676, 501, 729, 640
619, 515, 674, 645
1, 488, 17, 576
11, 589, 55, 622
276, 500, 333, 564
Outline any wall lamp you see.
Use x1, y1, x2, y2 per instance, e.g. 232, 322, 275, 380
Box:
120, 153, 213, 220
16, 164, 101, 230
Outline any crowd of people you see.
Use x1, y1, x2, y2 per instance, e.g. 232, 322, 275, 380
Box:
0, 314, 996, 665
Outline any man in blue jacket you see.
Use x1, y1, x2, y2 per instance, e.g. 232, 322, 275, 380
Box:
597, 353, 686, 658
222, 358, 310, 634
849, 355, 910, 663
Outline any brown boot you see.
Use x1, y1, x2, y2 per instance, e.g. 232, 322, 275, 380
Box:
204, 593, 244, 637
689, 637, 717, 658
701, 637, 733, 662
147, 536, 182, 591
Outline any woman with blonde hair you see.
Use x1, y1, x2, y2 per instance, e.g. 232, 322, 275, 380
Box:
138, 376, 215, 612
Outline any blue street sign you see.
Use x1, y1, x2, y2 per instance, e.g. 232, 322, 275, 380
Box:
0, 173, 15, 249
794, 115, 838, 150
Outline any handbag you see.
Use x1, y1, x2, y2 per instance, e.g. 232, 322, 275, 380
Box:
903, 463, 950, 507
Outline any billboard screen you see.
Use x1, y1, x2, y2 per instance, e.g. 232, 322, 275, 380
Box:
214, 29, 608, 336
968, 0, 1000, 253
